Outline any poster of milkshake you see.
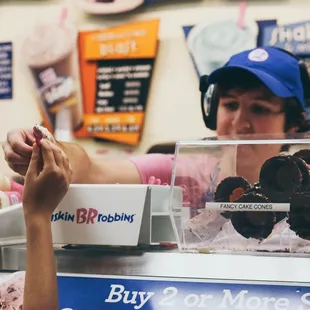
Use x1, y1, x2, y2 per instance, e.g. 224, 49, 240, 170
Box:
183, 19, 258, 78
77, 19, 159, 146
259, 20, 310, 120
76, 0, 191, 15
20, 9, 83, 142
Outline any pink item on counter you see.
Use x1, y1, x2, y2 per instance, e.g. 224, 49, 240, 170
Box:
9, 181, 23, 195
0, 272, 24, 309
2, 191, 22, 207
0, 191, 22, 209
0, 176, 24, 196
0, 176, 12, 192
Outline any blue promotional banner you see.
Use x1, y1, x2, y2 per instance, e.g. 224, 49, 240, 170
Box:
258, 20, 310, 118
260, 20, 310, 56
256, 20, 277, 47
259, 20, 310, 77
57, 274, 310, 310
0, 42, 13, 100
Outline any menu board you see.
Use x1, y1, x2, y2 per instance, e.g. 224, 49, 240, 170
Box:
77, 19, 159, 145
0, 42, 12, 100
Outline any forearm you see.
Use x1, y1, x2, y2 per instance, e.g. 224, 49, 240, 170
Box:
23, 216, 59, 310
56, 141, 93, 183
57, 141, 141, 185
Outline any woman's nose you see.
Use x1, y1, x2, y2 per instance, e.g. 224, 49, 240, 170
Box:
232, 109, 252, 134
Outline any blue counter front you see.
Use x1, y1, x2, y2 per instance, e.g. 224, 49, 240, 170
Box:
57, 273, 310, 310
2, 245, 310, 310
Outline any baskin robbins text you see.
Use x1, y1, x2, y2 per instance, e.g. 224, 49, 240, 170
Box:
51, 208, 136, 224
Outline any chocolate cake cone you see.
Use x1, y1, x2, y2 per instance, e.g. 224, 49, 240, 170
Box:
291, 156, 310, 190
231, 192, 277, 239
288, 192, 310, 240
293, 149, 310, 165
241, 183, 286, 223
259, 156, 303, 203
214, 176, 250, 219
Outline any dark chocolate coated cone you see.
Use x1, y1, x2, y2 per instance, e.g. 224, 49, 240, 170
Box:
288, 192, 310, 240
214, 176, 250, 219
230, 192, 275, 239
259, 156, 302, 203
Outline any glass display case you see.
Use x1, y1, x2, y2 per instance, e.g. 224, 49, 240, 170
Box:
169, 133, 310, 255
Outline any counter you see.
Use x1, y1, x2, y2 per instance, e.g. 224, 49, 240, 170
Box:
1, 244, 310, 282
2, 245, 310, 309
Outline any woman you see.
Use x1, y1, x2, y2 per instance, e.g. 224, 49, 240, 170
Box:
3, 47, 310, 188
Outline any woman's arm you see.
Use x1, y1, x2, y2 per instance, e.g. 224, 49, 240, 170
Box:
23, 216, 59, 310
22, 139, 72, 310
57, 141, 141, 184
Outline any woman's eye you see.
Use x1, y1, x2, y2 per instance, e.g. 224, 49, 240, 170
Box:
251, 105, 270, 114
223, 101, 239, 111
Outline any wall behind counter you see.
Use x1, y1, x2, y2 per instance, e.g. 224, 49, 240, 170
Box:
0, 0, 309, 176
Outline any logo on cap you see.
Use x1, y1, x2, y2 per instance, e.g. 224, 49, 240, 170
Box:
248, 48, 269, 62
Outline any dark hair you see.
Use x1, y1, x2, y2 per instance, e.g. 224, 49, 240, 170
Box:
212, 70, 310, 133
283, 98, 310, 133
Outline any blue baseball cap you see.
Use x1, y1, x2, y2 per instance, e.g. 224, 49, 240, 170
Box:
207, 47, 305, 108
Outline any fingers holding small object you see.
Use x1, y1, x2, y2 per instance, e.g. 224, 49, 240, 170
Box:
8, 164, 29, 176
50, 142, 64, 168
2, 142, 28, 165
33, 125, 55, 143
40, 140, 56, 168
62, 149, 71, 173
4, 131, 32, 159
32, 126, 70, 182
27, 143, 41, 176
33, 126, 43, 145
41, 140, 67, 170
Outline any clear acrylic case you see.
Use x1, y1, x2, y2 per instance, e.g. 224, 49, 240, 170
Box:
169, 133, 310, 255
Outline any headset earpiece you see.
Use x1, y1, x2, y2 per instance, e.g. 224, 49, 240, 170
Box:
200, 75, 217, 130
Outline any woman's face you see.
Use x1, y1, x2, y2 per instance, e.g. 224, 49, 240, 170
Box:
216, 85, 293, 184
216, 86, 286, 138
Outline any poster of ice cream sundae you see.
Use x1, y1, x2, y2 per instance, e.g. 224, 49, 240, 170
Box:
183, 19, 258, 77
76, 0, 190, 15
